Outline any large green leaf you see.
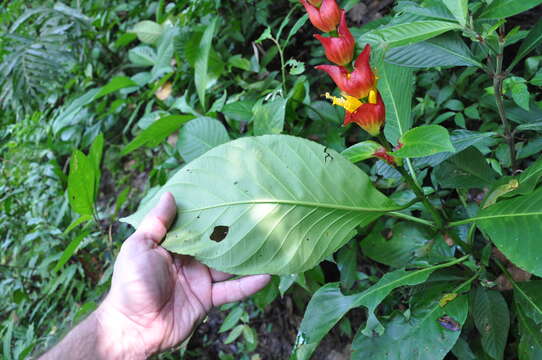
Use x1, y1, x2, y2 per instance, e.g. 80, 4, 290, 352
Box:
433, 147, 497, 188
122, 135, 397, 275
386, 33, 482, 68
379, 62, 414, 145
480, 0, 542, 19
510, 18, 542, 71
195, 18, 218, 111
515, 281, 542, 359
351, 283, 469, 360
290, 257, 468, 360
122, 115, 194, 155
475, 188, 542, 276
416, 130, 495, 168
442, 0, 468, 25
176, 117, 230, 162
471, 287, 510, 360
394, 125, 455, 158
365, 20, 461, 48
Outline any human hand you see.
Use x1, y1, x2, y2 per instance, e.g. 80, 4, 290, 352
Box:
96, 192, 270, 358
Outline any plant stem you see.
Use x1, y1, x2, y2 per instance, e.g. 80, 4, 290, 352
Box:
270, 37, 288, 94
396, 165, 445, 229
386, 211, 437, 228
493, 30, 517, 172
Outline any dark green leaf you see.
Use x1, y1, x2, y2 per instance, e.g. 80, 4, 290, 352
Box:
122, 115, 195, 155
352, 284, 469, 360
471, 287, 510, 360
95, 77, 138, 99
361, 223, 454, 267
219, 306, 244, 333
433, 147, 497, 188
291, 257, 468, 360
416, 130, 495, 167
386, 33, 481, 68
509, 17, 542, 70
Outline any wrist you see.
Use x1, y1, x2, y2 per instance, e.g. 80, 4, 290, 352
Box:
93, 302, 148, 360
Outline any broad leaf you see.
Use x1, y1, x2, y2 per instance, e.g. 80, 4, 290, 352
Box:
505, 157, 542, 196
416, 130, 496, 168
379, 62, 414, 145
471, 287, 510, 360
129, 20, 163, 45
122, 135, 398, 275
442, 0, 468, 25
361, 223, 454, 267
480, 0, 542, 19
122, 115, 194, 155
67, 150, 96, 216
341, 141, 382, 163
510, 18, 542, 70
475, 188, 542, 276
386, 33, 482, 68
290, 257, 468, 360
364, 20, 461, 48
176, 117, 230, 162
433, 147, 497, 188
514, 281, 542, 357
195, 18, 218, 111
394, 125, 455, 158
352, 283, 469, 360
253, 97, 288, 135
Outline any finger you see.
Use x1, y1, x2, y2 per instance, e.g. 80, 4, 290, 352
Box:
135, 192, 177, 243
212, 274, 271, 307
210, 269, 234, 282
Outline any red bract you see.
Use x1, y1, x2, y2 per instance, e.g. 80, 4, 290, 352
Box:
344, 91, 385, 136
314, 11, 354, 66
299, 0, 341, 33
373, 147, 395, 165
316, 44, 376, 99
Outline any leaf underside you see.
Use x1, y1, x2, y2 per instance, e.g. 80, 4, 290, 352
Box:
122, 135, 397, 275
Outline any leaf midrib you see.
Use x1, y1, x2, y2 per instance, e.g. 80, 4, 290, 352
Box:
177, 198, 401, 214
475, 211, 542, 222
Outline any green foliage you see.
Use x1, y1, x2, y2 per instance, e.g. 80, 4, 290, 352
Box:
3, 0, 542, 358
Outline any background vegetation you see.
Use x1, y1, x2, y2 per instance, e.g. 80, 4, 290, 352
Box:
2, 0, 542, 359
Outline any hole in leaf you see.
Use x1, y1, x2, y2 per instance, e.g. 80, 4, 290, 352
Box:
210, 226, 229, 242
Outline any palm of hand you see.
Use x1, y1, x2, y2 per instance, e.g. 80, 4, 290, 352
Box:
102, 193, 270, 356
